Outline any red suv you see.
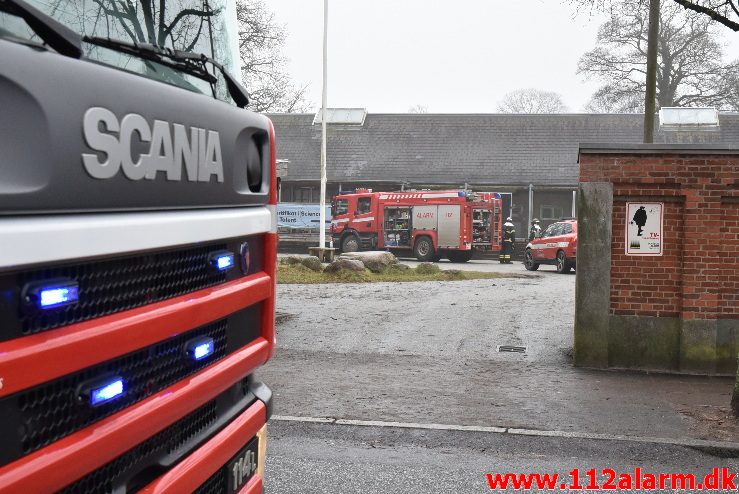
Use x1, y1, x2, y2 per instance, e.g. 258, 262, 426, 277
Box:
524, 219, 577, 273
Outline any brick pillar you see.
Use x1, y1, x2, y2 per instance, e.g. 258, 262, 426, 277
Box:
574, 182, 613, 368
680, 187, 723, 372
577, 145, 739, 375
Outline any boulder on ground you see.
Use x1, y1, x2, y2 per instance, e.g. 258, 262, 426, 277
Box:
300, 256, 323, 272
365, 261, 387, 273
324, 258, 365, 273
390, 263, 411, 271
280, 256, 303, 265
416, 262, 440, 275
339, 251, 397, 264
339, 251, 397, 273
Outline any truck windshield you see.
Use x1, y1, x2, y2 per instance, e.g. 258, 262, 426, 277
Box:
0, 0, 241, 103
334, 200, 349, 215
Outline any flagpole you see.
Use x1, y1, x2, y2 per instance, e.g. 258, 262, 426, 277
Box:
318, 0, 328, 250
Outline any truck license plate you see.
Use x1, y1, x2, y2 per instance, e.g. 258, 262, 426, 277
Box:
226, 438, 259, 493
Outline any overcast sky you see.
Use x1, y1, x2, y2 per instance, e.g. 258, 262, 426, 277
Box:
267, 0, 739, 113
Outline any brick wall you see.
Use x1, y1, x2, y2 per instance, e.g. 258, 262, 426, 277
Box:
722, 202, 739, 318
610, 200, 683, 318
576, 145, 738, 374
581, 152, 738, 322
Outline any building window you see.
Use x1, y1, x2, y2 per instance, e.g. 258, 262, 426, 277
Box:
540, 205, 563, 220
298, 187, 313, 203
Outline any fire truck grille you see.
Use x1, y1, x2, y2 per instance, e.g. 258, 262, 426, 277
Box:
193, 469, 227, 494
0, 306, 260, 467
19, 244, 227, 334
0, 235, 263, 341
58, 400, 218, 494
21, 320, 226, 455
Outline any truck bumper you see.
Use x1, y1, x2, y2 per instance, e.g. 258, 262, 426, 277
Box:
0, 353, 273, 494
141, 381, 272, 493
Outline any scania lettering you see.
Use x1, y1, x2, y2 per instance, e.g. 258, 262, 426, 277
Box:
0, 1, 276, 493
82, 107, 225, 183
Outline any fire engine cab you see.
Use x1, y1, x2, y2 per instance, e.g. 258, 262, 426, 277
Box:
331, 189, 503, 262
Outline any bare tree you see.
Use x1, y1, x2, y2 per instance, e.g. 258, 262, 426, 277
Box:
88, 0, 217, 51
721, 61, 739, 110
578, 1, 739, 112
496, 89, 570, 113
570, 0, 739, 31
237, 0, 311, 113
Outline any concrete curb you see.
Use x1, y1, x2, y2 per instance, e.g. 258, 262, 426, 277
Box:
271, 415, 739, 454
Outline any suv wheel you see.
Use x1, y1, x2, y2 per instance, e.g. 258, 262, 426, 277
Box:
556, 250, 571, 273
524, 249, 539, 271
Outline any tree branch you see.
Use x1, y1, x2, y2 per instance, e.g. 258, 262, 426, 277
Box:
671, 0, 739, 30
164, 7, 217, 38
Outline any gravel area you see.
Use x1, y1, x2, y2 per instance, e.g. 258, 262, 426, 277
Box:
271, 270, 572, 363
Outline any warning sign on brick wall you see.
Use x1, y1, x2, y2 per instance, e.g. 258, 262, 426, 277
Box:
626, 202, 663, 256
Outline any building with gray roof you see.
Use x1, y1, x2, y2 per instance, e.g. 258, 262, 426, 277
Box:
269, 111, 739, 235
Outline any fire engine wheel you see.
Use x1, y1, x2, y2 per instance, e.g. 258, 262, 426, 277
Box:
413, 237, 435, 262
524, 249, 539, 271
556, 250, 571, 273
341, 234, 360, 253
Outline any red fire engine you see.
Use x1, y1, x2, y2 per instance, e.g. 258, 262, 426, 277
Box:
0, 3, 276, 492
331, 189, 503, 262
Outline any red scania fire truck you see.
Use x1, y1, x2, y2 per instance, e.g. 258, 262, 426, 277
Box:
331, 189, 503, 262
0, 2, 275, 493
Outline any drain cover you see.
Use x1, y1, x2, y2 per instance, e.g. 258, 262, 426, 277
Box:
497, 345, 527, 353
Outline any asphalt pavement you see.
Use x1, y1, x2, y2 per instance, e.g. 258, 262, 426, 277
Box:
267, 420, 739, 494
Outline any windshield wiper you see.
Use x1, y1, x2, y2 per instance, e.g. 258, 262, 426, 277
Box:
84, 36, 249, 108
0, 2, 249, 108
0, 0, 81, 57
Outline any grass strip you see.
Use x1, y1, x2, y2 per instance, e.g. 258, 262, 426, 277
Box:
277, 263, 511, 284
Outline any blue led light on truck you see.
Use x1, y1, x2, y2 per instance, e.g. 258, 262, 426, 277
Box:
194, 340, 215, 360
90, 378, 124, 406
209, 251, 235, 271
217, 255, 234, 270
40, 285, 79, 308
24, 280, 80, 310
80, 376, 125, 407
185, 337, 215, 361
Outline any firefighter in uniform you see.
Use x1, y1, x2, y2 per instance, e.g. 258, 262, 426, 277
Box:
529, 218, 541, 241
500, 217, 515, 264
